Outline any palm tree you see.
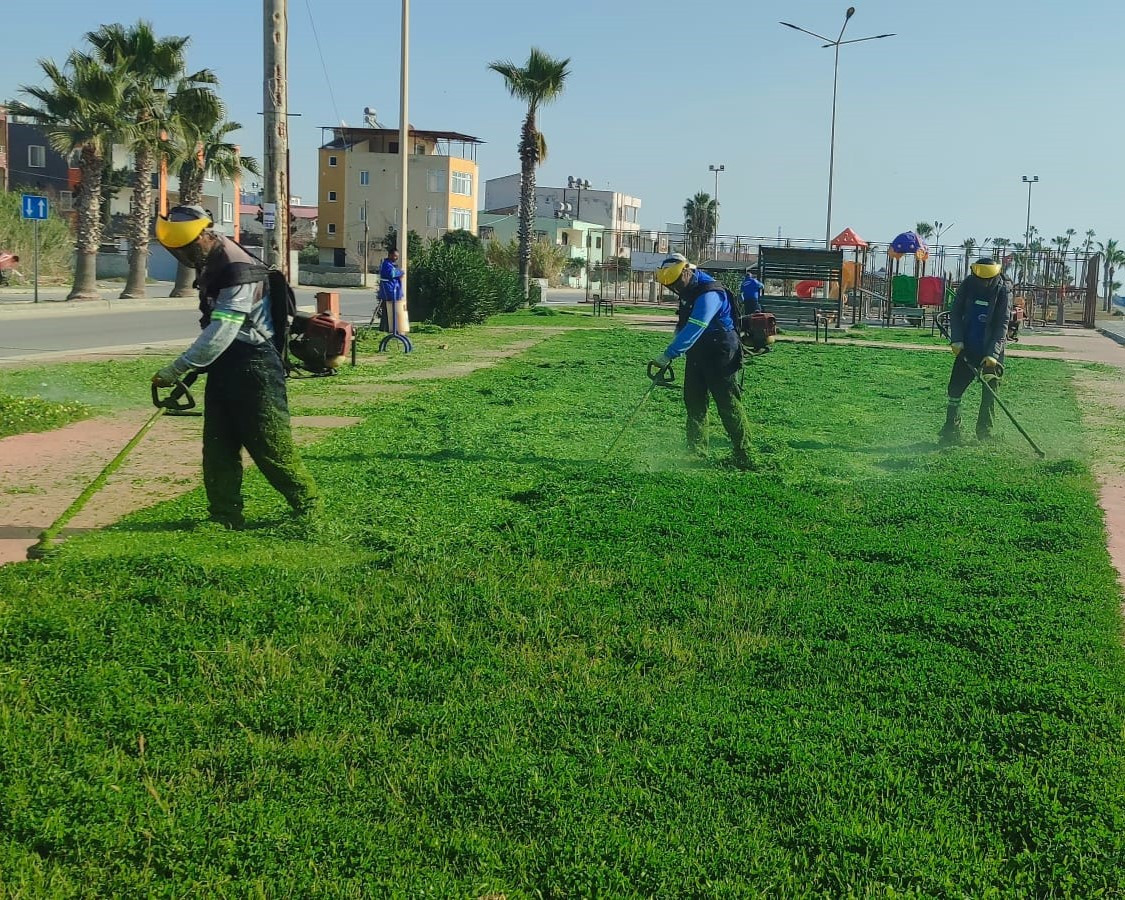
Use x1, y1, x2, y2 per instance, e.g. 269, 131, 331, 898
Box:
11, 53, 125, 299
85, 22, 216, 299
167, 100, 259, 296
914, 222, 934, 241
488, 48, 571, 300
961, 237, 977, 279
684, 193, 718, 262
1098, 239, 1124, 311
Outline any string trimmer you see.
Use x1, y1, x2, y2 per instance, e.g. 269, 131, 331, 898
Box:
26, 374, 200, 561
604, 361, 676, 454
933, 316, 1045, 458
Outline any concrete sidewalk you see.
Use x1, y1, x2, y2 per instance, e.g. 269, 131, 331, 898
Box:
0, 281, 202, 315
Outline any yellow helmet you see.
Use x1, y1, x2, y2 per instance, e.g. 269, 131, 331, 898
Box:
155, 204, 212, 249
655, 253, 690, 286
970, 257, 1002, 280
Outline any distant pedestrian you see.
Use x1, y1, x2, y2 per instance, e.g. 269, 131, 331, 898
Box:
378, 249, 404, 332
939, 257, 1012, 444
739, 266, 765, 315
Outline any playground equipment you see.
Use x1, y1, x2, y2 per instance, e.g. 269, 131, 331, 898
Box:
830, 227, 869, 320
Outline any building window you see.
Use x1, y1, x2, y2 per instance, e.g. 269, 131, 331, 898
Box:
534, 230, 549, 244
28, 145, 46, 168
561, 232, 569, 246
328, 155, 338, 167
451, 171, 472, 196
427, 170, 443, 193
450, 208, 472, 230
480, 225, 494, 240
426, 207, 440, 228
360, 170, 369, 185
327, 223, 336, 235
328, 190, 338, 202
596, 237, 602, 250
388, 142, 399, 154
59, 191, 74, 212
222, 201, 234, 223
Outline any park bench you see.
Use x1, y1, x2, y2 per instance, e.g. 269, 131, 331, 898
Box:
889, 305, 927, 327
757, 245, 845, 341
592, 293, 616, 316
758, 297, 837, 342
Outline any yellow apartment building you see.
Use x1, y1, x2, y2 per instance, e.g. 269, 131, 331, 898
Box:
317, 126, 482, 268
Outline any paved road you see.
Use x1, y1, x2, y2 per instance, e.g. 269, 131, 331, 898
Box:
0, 283, 588, 361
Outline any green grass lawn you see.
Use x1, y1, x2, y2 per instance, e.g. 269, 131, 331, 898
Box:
1, 331, 1123, 895
0, 392, 91, 439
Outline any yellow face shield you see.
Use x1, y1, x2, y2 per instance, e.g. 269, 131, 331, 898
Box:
970, 260, 1002, 279
155, 213, 211, 249
655, 256, 689, 286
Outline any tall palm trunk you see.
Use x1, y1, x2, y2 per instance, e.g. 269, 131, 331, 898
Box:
121, 143, 154, 298
517, 110, 538, 301
69, 147, 104, 300
170, 159, 204, 297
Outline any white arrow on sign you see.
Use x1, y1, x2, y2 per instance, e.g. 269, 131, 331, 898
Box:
38, 199, 46, 218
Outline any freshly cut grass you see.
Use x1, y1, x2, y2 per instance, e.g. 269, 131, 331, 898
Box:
0, 391, 90, 438
0, 331, 1122, 896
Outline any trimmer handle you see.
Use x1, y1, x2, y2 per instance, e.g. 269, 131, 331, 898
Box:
151, 372, 198, 413
647, 360, 676, 385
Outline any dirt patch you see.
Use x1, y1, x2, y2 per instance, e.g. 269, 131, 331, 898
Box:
380, 338, 549, 381
1, 335, 552, 565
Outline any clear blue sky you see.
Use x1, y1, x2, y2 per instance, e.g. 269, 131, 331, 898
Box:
2, 1, 1121, 249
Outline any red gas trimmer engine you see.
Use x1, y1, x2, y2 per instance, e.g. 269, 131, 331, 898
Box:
289, 311, 354, 374
743, 312, 777, 353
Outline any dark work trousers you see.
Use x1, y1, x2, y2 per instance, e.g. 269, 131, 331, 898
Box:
683, 329, 751, 459
203, 340, 318, 523
947, 351, 1001, 435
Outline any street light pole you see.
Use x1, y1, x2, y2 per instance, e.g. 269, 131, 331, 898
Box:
1022, 175, 1038, 286
780, 7, 895, 248
709, 163, 724, 260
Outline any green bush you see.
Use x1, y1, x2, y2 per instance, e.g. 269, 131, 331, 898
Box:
408, 242, 532, 327
0, 191, 74, 282
441, 229, 484, 255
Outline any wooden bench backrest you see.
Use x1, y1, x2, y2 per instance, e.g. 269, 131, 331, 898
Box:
758, 246, 844, 282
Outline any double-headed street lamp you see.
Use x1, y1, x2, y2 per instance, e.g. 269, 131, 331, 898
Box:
780, 7, 895, 248
709, 163, 724, 260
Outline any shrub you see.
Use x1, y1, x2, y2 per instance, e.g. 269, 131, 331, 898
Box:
408, 242, 534, 326
441, 229, 484, 255
0, 191, 74, 282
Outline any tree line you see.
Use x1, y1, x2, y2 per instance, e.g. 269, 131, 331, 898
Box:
9, 21, 258, 300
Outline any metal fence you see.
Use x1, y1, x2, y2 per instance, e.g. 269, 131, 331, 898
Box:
579, 229, 1102, 328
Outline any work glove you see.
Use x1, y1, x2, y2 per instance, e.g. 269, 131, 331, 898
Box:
151, 364, 180, 388
649, 353, 673, 376
950, 342, 964, 355
982, 356, 999, 372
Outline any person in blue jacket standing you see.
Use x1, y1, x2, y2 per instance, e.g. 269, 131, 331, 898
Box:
740, 266, 765, 314
377, 248, 404, 331
650, 254, 753, 469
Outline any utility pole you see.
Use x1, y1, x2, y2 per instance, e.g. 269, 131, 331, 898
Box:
363, 199, 369, 288
397, 0, 410, 330
263, 0, 290, 277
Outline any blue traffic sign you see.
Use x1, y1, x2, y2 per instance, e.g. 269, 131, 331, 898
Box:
21, 194, 49, 220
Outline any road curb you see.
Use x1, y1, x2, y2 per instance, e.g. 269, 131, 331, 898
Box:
1097, 327, 1125, 349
